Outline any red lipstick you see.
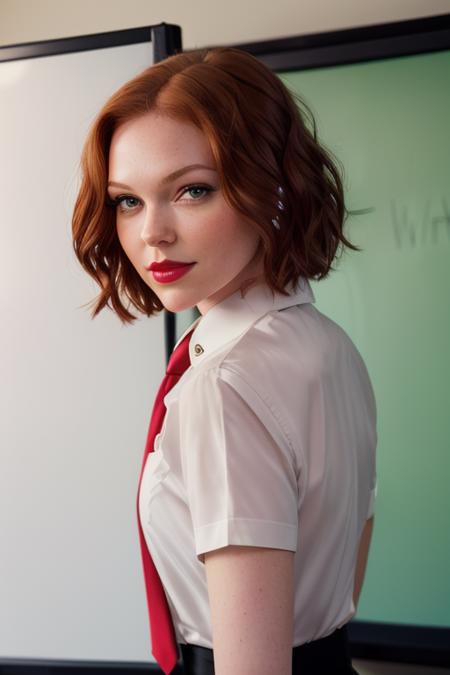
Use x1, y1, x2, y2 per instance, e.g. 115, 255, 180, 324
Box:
147, 259, 195, 271
146, 259, 196, 284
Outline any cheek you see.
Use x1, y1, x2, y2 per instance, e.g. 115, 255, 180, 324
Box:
221, 224, 260, 264
203, 212, 257, 254
116, 224, 136, 258
116, 232, 142, 276
116, 221, 125, 245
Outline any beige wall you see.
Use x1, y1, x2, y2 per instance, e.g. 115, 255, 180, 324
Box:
1, 1, 449, 673
0, 0, 449, 49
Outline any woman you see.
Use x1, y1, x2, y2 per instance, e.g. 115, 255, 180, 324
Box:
72, 47, 377, 675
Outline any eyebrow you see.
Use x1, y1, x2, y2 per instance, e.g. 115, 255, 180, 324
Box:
107, 164, 217, 190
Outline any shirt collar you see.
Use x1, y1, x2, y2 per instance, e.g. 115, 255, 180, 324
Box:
172, 277, 315, 369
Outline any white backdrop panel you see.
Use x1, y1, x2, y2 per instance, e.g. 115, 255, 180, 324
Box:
0, 40, 166, 662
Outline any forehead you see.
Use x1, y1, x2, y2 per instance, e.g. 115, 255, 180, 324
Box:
109, 111, 212, 166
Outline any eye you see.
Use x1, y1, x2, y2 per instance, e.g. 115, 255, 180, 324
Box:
179, 184, 214, 201
105, 195, 140, 213
105, 183, 215, 213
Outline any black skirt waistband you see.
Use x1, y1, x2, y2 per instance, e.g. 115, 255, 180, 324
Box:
178, 623, 359, 674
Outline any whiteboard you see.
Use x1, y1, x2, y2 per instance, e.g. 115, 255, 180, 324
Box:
0, 33, 176, 663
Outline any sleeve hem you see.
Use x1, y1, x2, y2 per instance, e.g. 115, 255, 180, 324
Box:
195, 517, 298, 564
367, 480, 378, 518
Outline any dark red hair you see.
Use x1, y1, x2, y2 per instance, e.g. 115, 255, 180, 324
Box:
72, 46, 361, 324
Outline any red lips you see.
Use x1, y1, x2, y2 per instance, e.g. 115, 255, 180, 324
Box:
147, 259, 195, 271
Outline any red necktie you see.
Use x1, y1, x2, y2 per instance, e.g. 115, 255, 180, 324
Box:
136, 328, 194, 675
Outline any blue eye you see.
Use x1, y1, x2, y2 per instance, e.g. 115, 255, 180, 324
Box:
105, 183, 214, 213
105, 195, 140, 213
117, 196, 139, 211
180, 185, 212, 200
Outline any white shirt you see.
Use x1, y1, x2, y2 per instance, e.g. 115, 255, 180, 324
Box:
138, 276, 377, 650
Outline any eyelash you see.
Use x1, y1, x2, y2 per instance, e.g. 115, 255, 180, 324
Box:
106, 184, 214, 213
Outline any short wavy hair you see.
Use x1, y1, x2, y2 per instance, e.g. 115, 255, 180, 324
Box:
72, 46, 362, 324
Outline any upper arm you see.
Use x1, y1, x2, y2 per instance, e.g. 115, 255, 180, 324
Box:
204, 544, 295, 675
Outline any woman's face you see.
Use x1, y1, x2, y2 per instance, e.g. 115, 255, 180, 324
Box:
107, 110, 264, 315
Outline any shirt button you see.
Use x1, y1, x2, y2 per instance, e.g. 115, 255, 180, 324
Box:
194, 343, 204, 356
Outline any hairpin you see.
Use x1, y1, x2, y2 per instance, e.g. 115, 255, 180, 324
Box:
272, 185, 286, 229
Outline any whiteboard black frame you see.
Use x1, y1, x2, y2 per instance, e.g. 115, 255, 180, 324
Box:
0, 22, 181, 63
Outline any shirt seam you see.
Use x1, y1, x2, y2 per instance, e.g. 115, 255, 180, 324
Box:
195, 516, 298, 529
216, 363, 306, 481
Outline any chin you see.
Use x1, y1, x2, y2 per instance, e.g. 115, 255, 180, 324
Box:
159, 293, 197, 315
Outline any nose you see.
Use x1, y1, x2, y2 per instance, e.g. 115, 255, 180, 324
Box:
140, 207, 176, 247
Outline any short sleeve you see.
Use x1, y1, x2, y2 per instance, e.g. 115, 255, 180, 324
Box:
178, 366, 299, 564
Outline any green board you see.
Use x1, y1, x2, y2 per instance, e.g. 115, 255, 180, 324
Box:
278, 48, 450, 628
